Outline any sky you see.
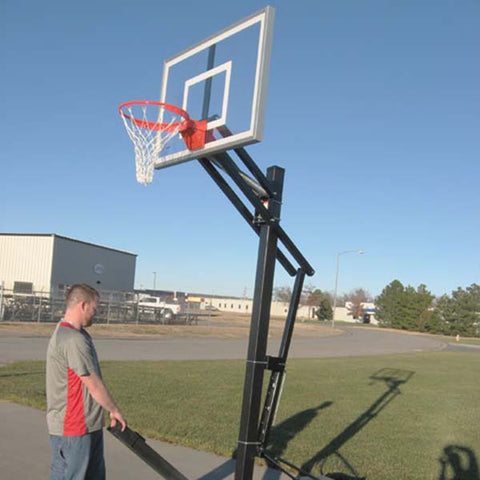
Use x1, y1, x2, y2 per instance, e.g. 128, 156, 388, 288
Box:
1, 0, 479, 299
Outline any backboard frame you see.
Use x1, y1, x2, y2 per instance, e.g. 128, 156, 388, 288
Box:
155, 6, 275, 170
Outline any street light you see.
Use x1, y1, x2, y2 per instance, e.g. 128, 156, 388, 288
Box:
332, 250, 364, 329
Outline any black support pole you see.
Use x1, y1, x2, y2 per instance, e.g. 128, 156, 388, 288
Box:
258, 268, 306, 450
201, 45, 216, 121
234, 166, 284, 480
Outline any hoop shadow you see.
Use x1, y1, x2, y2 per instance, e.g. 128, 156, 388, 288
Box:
199, 369, 413, 480
438, 445, 479, 480
198, 402, 332, 480
299, 368, 414, 479
265, 401, 333, 462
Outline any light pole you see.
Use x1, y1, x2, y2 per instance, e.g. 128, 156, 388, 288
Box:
332, 250, 364, 328
152, 271, 157, 290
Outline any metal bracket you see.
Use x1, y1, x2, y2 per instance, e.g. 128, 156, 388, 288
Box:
266, 356, 285, 372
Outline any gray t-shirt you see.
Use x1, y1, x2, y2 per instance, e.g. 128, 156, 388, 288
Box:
46, 321, 104, 436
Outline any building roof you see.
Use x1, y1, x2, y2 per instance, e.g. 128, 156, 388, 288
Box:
0, 233, 137, 257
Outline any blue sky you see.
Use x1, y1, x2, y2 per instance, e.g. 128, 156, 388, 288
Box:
1, 0, 479, 299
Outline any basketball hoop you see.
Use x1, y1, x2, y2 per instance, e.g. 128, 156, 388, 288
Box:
119, 101, 206, 185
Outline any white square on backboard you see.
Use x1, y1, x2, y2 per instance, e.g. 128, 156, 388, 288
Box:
183, 61, 232, 131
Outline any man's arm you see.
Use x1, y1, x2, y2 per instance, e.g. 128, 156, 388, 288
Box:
80, 371, 127, 431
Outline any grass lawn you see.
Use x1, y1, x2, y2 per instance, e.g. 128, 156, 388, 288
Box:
1, 352, 479, 479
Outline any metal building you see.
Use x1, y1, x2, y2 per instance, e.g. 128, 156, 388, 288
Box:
0, 233, 137, 294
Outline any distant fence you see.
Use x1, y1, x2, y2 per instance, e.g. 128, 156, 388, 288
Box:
0, 287, 188, 325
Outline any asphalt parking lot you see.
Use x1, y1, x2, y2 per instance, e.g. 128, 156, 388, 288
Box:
0, 325, 451, 366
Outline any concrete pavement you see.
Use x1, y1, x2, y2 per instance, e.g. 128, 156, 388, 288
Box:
0, 402, 289, 480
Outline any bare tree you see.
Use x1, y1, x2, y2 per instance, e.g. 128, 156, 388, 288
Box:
273, 286, 292, 302
301, 283, 317, 305
346, 288, 372, 319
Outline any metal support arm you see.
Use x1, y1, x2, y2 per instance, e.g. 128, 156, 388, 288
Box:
107, 425, 188, 480
258, 269, 305, 449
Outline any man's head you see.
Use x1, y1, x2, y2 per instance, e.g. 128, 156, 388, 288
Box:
65, 284, 100, 328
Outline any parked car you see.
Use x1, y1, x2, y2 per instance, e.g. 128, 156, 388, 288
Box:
138, 296, 181, 323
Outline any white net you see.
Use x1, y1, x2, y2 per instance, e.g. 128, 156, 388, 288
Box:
120, 103, 184, 185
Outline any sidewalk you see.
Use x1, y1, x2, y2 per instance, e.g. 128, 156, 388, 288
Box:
0, 402, 289, 480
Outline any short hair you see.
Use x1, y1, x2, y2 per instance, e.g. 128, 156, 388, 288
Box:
66, 284, 99, 309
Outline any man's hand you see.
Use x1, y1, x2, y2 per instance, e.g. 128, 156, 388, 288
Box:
109, 410, 127, 432
80, 372, 127, 432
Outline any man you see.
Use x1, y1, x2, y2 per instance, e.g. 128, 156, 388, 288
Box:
46, 284, 126, 480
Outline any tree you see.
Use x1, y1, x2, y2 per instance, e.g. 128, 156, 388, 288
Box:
316, 296, 333, 322
346, 288, 372, 319
375, 280, 404, 328
434, 295, 456, 335
346, 288, 372, 303
300, 283, 314, 305
299, 287, 333, 321
402, 284, 435, 331
411, 284, 435, 331
332, 292, 348, 308
347, 301, 364, 320
304, 287, 329, 307
375, 281, 434, 331
298, 285, 333, 321
435, 284, 480, 336
375, 280, 480, 336
273, 284, 333, 321
273, 286, 292, 303
453, 284, 480, 336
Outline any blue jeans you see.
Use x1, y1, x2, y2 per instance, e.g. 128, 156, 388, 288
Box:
50, 430, 105, 480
